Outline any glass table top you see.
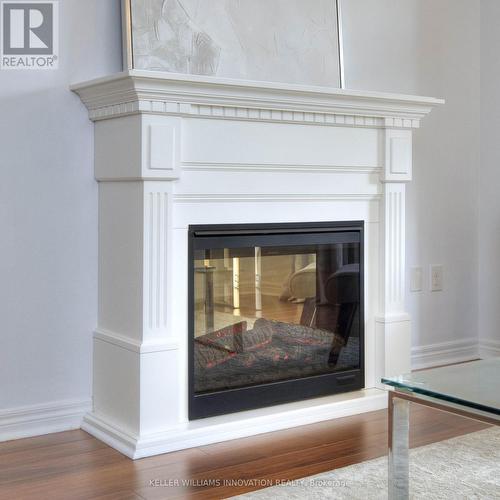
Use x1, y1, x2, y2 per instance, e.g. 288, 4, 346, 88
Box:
382, 358, 500, 417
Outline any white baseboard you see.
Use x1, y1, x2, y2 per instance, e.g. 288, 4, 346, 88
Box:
479, 339, 500, 358
82, 388, 387, 459
0, 399, 92, 443
411, 338, 479, 370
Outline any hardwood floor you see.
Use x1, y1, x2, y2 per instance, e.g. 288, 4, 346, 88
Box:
0, 404, 489, 500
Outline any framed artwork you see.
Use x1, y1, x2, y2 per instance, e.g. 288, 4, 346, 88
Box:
122, 0, 344, 87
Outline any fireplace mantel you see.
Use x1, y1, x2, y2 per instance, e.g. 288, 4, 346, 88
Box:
72, 70, 442, 459
72, 69, 441, 125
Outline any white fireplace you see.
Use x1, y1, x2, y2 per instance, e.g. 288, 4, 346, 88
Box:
72, 70, 441, 458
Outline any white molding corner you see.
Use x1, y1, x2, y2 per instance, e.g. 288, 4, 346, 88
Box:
375, 313, 411, 324
94, 328, 179, 354
411, 338, 479, 370
479, 339, 500, 359
81, 412, 137, 458
0, 399, 91, 443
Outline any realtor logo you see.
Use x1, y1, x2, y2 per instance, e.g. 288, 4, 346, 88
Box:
1, 1, 58, 69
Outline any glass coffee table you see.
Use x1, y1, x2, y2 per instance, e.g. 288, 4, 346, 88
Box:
382, 358, 500, 500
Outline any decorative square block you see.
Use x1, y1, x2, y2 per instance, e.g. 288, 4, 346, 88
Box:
384, 129, 412, 181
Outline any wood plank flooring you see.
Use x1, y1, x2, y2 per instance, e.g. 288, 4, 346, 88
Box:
0, 404, 489, 500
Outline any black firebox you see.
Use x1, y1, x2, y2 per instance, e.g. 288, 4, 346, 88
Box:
188, 221, 364, 419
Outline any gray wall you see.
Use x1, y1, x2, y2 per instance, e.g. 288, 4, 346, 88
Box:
0, 0, 122, 410
479, 0, 500, 352
343, 0, 480, 351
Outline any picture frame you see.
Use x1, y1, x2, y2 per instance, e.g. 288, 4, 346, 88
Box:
121, 0, 345, 88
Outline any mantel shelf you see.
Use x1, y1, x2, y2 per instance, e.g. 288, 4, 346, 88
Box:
72, 70, 444, 127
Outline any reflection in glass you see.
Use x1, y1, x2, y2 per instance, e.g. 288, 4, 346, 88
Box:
194, 243, 361, 395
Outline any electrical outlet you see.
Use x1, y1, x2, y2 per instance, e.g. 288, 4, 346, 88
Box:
410, 267, 422, 292
430, 265, 443, 292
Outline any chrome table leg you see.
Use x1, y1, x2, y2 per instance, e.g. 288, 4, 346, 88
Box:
388, 391, 410, 499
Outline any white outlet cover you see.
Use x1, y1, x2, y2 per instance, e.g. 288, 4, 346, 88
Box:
410, 267, 423, 292
430, 265, 443, 292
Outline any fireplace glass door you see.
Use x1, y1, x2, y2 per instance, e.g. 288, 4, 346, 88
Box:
189, 222, 364, 419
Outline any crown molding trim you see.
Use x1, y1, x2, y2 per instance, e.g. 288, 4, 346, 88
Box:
71, 70, 443, 126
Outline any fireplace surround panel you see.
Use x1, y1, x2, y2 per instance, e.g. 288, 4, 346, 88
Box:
72, 70, 441, 458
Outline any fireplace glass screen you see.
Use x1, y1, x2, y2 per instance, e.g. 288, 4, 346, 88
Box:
189, 222, 364, 419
